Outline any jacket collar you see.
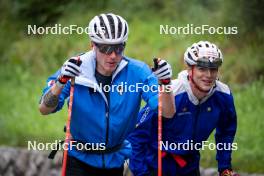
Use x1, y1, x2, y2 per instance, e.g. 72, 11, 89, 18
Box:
75, 50, 128, 87
177, 70, 216, 105
75, 50, 128, 105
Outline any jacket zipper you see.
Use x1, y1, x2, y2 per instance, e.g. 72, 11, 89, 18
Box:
192, 103, 201, 144
89, 60, 127, 168
102, 102, 109, 168
105, 106, 110, 146
103, 87, 111, 168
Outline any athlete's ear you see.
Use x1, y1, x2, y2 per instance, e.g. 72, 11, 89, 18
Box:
90, 42, 96, 51
187, 66, 192, 76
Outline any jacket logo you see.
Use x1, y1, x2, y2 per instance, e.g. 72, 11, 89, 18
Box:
178, 112, 191, 116
136, 107, 151, 127
178, 107, 191, 116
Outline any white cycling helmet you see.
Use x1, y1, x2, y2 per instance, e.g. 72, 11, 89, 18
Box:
88, 13, 129, 44
184, 41, 223, 68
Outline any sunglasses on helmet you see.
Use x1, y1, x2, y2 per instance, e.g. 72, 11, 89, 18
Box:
95, 43, 125, 55
196, 57, 222, 68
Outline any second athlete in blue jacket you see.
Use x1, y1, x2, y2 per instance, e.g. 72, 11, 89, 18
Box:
129, 41, 238, 176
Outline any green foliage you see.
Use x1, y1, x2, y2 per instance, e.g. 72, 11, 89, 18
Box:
200, 79, 264, 173
221, 41, 264, 84
11, 0, 69, 25
0, 75, 66, 146
223, 0, 264, 35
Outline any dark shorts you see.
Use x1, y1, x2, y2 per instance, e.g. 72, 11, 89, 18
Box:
66, 155, 124, 176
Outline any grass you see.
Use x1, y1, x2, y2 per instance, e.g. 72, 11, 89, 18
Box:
200, 79, 264, 173
0, 74, 67, 146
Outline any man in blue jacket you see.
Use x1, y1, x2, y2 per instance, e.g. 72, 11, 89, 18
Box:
38, 13, 175, 176
128, 41, 238, 176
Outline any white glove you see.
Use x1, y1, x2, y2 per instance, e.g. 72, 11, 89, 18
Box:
58, 57, 82, 84
152, 58, 172, 84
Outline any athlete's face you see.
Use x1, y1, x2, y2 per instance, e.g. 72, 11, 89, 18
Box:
92, 42, 124, 76
189, 66, 218, 92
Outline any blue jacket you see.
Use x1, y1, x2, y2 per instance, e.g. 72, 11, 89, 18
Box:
128, 70, 237, 176
41, 51, 158, 168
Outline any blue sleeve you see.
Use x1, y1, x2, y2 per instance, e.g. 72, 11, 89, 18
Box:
215, 93, 237, 171
128, 106, 156, 176
40, 70, 71, 113
139, 63, 158, 111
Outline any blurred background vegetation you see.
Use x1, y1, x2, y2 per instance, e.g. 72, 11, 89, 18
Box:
0, 0, 263, 173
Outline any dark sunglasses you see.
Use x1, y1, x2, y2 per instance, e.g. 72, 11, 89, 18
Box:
95, 43, 125, 55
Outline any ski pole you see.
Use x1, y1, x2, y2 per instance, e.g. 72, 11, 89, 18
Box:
153, 58, 163, 176
158, 85, 163, 176
61, 56, 80, 176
